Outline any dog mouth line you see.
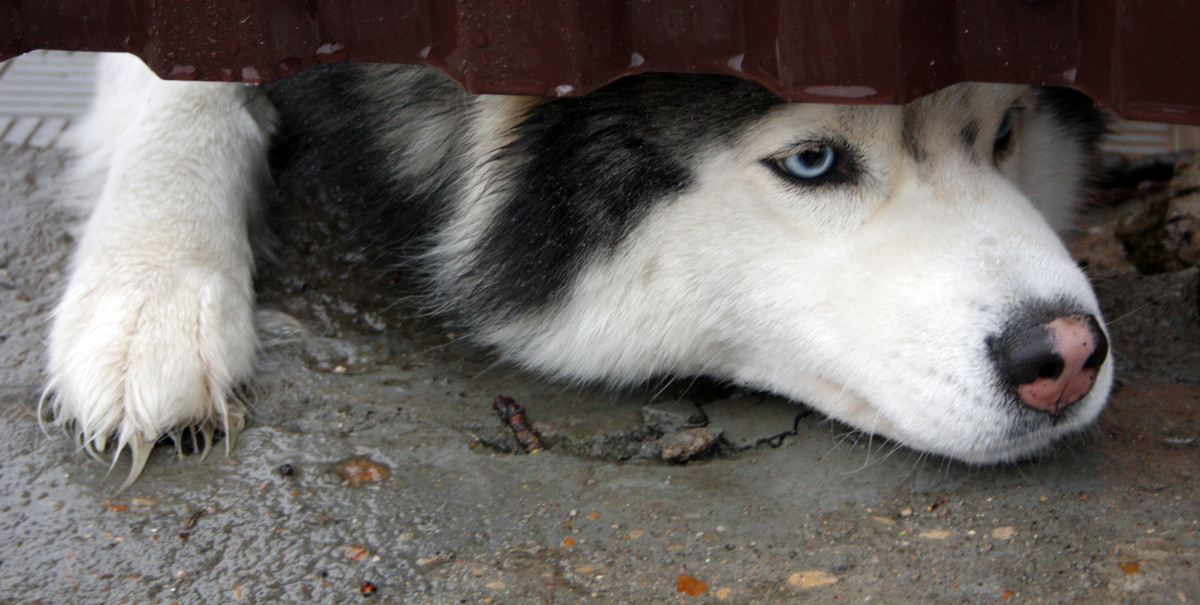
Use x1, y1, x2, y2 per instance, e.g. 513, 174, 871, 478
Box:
794, 375, 1093, 463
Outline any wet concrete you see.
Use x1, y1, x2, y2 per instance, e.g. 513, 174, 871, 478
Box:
0, 143, 1197, 603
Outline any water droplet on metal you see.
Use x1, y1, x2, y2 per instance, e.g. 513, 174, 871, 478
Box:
803, 85, 878, 99
314, 42, 347, 63
169, 65, 198, 80
121, 35, 144, 53
278, 57, 302, 77
241, 66, 263, 83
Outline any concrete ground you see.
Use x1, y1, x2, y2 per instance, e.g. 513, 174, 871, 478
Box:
0, 55, 1198, 604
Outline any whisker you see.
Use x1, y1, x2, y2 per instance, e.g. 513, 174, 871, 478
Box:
1105, 291, 1176, 325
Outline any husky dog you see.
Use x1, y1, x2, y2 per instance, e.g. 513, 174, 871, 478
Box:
44, 54, 1112, 485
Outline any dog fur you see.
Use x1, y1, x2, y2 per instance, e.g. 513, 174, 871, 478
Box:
43, 54, 1113, 486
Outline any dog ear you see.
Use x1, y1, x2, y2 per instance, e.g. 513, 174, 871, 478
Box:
1008, 87, 1108, 234
1036, 87, 1109, 151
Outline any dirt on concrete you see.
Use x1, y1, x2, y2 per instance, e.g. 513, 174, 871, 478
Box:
0, 143, 1197, 604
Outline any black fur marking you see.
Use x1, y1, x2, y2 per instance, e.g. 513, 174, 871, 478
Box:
264, 67, 781, 322
901, 107, 925, 163
959, 120, 980, 158
466, 74, 783, 320
265, 64, 471, 265
992, 109, 1016, 162
1036, 87, 1108, 150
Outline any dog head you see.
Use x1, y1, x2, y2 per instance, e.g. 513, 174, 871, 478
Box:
456, 79, 1111, 463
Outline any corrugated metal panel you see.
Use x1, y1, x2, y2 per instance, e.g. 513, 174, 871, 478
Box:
1, 1, 1198, 125
0, 51, 95, 147
1103, 122, 1200, 157
0, 50, 95, 118
4, 48, 1199, 157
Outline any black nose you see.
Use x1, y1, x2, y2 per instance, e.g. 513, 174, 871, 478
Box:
989, 313, 1108, 416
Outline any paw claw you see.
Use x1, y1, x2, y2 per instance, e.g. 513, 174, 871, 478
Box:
42, 388, 248, 487
116, 435, 154, 493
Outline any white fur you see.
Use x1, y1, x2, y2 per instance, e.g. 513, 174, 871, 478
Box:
43, 54, 276, 486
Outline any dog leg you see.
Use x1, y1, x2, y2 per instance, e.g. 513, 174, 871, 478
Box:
43, 54, 277, 488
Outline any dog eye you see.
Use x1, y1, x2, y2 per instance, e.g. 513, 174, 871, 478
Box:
777, 145, 837, 180
993, 109, 1016, 158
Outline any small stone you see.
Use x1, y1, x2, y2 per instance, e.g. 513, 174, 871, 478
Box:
307, 512, 333, 526
788, 570, 838, 589
642, 400, 707, 433
658, 427, 721, 461
676, 574, 708, 596
992, 526, 1016, 540
344, 544, 370, 560
417, 554, 448, 566
359, 580, 376, 596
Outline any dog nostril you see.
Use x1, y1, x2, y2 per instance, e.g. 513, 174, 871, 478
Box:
1004, 349, 1062, 385
990, 312, 1108, 416
991, 326, 1059, 386
1082, 315, 1109, 371
1037, 359, 1064, 380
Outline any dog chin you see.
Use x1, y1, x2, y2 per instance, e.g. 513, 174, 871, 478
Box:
898, 391, 1110, 465
770, 362, 1113, 465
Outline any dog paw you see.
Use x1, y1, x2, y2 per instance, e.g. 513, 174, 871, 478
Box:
43, 261, 256, 489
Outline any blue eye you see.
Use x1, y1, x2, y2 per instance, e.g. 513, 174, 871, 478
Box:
779, 145, 837, 180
